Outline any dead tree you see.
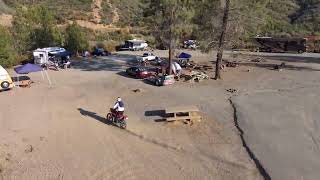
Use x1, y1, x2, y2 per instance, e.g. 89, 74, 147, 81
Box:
215, 0, 231, 79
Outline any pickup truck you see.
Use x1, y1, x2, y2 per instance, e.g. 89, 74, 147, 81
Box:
137, 52, 157, 62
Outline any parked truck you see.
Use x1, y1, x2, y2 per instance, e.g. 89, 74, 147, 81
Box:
253, 37, 307, 53
253, 36, 320, 53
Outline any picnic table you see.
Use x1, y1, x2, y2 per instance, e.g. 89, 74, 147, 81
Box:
165, 105, 201, 124
19, 79, 32, 88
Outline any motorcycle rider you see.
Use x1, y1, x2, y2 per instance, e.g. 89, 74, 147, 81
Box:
113, 97, 125, 118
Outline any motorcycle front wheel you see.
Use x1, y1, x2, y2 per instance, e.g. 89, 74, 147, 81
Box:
119, 120, 127, 129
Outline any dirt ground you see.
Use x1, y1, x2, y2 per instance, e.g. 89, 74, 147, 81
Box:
1, 50, 319, 179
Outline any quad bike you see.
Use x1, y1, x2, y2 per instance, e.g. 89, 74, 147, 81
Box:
106, 108, 128, 129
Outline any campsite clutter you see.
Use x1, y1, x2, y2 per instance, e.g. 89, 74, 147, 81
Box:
0, 47, 69, 92
14, 63, 52, 88
125, 51, 217, 85
33, 47, 72, 71
15, 46, 72, 88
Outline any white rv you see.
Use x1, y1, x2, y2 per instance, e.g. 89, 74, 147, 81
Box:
122, 39, 148, 51
33, 47, 66, 65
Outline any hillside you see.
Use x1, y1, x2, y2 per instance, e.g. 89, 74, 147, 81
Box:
0, 0, 13, 14
292, 0, 320, 32
1, 0, 319, 35
1, 0, 140, 28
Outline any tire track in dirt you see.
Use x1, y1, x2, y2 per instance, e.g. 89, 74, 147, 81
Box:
124, 129, 183, 152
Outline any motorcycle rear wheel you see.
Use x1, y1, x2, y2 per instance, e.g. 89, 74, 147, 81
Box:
106, 113, 113, 123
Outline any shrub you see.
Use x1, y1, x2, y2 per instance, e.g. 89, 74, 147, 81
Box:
12, 5, 64, 53
0, 26, 17, 67
103, 41, 118, 52
95, 41, 118, 52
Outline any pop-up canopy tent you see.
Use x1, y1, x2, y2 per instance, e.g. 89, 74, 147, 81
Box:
49, 51, 72, 58
177, 52, 192, 67
14, 63, 52, 87
14, 63, 42, 74
177, 52, 192, 59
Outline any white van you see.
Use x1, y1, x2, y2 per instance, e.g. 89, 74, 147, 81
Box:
0, 65, 14, 91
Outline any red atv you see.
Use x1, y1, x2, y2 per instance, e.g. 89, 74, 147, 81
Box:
106, 108, 128, 129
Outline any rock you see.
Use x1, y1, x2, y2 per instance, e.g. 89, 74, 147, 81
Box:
274, 62, 286, 71
226, 62, 239, 67
133, 89, 142, 93
226, 89, 238, 93
25, 145, 33, 153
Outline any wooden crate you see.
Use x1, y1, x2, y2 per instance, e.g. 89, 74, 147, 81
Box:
165, 106, 201, 123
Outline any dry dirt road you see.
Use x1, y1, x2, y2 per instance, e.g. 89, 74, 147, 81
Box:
0, 52, 262, 179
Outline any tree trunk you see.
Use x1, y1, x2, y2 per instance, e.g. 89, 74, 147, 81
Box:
168, 7, 175, 75
169, 45, 173, 75
215, 0, 231, 80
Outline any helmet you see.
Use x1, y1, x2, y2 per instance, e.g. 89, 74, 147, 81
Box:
117, 97, 122, 102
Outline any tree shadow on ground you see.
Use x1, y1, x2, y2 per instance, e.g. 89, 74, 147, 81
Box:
71, 54, 139, 72
116, 71, 137, 79
78, 108, 118, 127
72, 59, 125, 72
116, 71, 158, 87
145, 110, 166, 122
257, 54, 320, 64
142, 79, 159, 86
239, 62, 320, 71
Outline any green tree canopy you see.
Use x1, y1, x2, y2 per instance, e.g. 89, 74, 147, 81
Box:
12, 5, 63, 54
142, 0, 195, 49
65, 22, 89, 54
0, 26, 17, 67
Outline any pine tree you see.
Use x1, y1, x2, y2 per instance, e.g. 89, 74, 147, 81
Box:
142, 0, 194, 74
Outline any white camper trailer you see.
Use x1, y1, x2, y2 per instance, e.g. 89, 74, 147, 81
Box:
0, 65, 14, 91
33, 47, 66, 65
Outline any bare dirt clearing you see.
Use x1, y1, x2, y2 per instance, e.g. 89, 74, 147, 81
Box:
1, 50, 320, 179
0, 51, 261, 180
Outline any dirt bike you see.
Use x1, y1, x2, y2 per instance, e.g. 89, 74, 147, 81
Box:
106, 108, 128, 129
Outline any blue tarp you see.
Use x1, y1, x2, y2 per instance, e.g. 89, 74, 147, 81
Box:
14, 63, 43, 74
178, 52, 192, 59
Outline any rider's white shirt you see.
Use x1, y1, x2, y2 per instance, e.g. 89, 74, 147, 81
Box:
114, 102, 125, 111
